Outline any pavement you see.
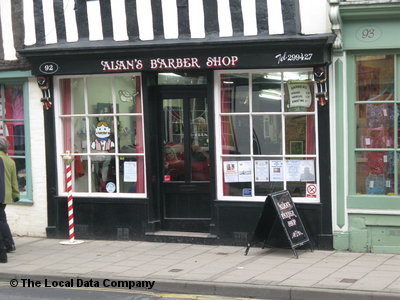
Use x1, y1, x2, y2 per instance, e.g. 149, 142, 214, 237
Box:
1, 237, 400, 300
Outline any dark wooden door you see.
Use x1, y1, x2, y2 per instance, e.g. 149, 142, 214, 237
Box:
158, 86, 211, 232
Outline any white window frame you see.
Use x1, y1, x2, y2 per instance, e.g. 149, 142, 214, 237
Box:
54, 73, 146, 198
214, 69, 320, 203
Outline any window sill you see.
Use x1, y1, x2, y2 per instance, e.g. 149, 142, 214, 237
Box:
348, 195, 400, 210
10, 199, 33, 206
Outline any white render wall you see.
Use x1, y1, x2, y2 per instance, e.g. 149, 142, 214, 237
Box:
300, 0, 332, 34
7, 77, 47, 237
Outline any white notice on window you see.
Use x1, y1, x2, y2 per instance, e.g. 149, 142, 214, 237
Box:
285, 160, 315, 182
223, 161, 238, 183
238, 161, 252, 182
124, 161, 137, 182
287, 81, 312, 108
286, 160, 301, 181
270, 160, 283, 182
255, 160, 270, 182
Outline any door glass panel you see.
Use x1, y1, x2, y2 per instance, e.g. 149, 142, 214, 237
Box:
190, 97, 210, 181
163, 99, 185, 181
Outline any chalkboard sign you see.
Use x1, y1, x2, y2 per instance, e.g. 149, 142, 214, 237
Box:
245, 190, 312, 258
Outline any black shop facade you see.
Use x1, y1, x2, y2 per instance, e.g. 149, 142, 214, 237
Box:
22, 37, 334, 249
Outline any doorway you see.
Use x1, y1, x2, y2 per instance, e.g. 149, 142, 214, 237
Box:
157, 85, 212, 232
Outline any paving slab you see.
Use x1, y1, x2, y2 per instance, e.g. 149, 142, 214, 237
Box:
1, 237, 400, 300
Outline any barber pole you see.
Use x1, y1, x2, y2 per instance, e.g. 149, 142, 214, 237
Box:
60, 151, 84, 245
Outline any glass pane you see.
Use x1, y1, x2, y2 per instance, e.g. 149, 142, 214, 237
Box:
158, 72, 207, 85
190, 98, 210, 181
61, 117, 87, 153
356, 104, 394, 148
253, 115, 282, 155
89, 117, 116, 153
356, 55, 394, 101
4, 84, 24, 120
222, 157, 252, 196
220, 73, 249, 113
285, 115, 315, 155
73, 155, 88, 193
254, 158, 284, 196
91, 156, 116, 193
163, 99, 185, 182
283, 72, 314, 112
286, 158, 316, 197
4, 121, 25, 157
356, 151, 393, 195
118, 116, 143, 153
87, 77, 113, 114
164, 143, 185, 181
163, 99, 184, 144
252, 73, 282, 112
115, 76, 141, 114
221, 115, 250, 154
119, 156, 144, 193
14, 158, 26, 194
61, 78, 85, 115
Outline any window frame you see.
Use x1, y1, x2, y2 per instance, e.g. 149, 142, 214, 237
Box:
54, 73, 147, 198
0, 75, 32, 203
214, 68, 320, 203
347, 51, 400, 209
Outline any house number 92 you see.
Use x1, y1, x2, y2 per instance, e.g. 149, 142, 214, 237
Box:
39, 62, 59, 74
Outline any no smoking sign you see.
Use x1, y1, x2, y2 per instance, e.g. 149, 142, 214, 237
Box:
306, 184, 317, 198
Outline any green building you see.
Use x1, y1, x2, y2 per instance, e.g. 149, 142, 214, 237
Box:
331, 0, 400, 253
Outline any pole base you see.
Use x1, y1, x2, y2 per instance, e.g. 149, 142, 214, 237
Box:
59, 240, 85, 245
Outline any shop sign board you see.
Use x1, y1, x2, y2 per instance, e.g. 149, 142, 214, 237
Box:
32, 46, 325, 75
245, 190, 312, 258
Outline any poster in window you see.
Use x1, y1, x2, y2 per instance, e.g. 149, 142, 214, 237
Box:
255, 160, 270, 182
238, 160, 252, 182
270, 160, 283, 182
285, 160, 315, 182
287, 81, 312, 108
123, 161, 137, 182
223, 161, 238, 183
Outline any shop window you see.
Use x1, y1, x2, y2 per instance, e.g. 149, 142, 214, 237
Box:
217, 70, 318, 201
0, 82, 31, 201
56, 74, 145, 196
354, 54, 400, 195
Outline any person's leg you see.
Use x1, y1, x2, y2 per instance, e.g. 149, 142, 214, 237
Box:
0, 204, 15, 252
0, 230, 7, 263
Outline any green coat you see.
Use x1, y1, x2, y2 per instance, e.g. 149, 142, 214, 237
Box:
0, 151, 20, 204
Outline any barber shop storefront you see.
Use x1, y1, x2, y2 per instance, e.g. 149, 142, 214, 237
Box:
21, 0, 334, 249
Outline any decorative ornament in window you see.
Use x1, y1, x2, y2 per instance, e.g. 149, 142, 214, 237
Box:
91, 121, 115, 151
118, 90, 139, 102
313, 66, 328, 106
37, 76, 52, 110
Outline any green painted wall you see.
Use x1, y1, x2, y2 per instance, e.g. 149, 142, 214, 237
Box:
335, 215, 400, 254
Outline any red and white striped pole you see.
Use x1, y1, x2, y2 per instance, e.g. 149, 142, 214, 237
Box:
60, 151, 84, 245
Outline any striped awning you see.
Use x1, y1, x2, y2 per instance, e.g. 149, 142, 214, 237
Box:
1, 0, 331, 61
